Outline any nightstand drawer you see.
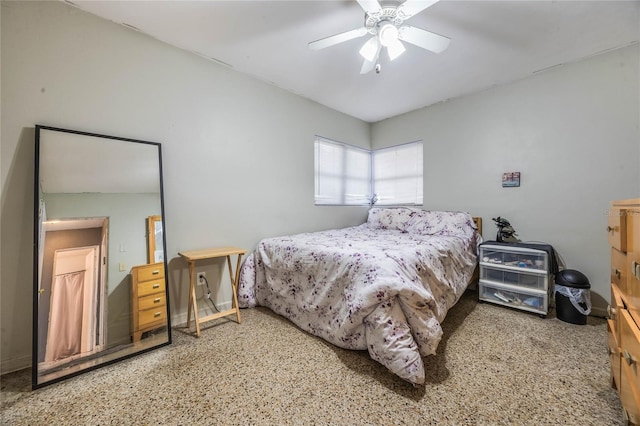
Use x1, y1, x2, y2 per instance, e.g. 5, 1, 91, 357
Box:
138, 307, 167, 328
479, 245, 548, 271
135, 263, 165, 281
480, 266, 547, 291
138, 293, 166, 310
138, 279, 165, 297
479, 281, 547, 315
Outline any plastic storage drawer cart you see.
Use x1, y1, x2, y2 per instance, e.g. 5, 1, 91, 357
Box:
479, 243, 553, 317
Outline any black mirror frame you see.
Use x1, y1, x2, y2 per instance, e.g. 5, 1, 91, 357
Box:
32, 125, 171, 389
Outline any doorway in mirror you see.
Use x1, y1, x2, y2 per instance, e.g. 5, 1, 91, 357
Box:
37, 217, 107, 376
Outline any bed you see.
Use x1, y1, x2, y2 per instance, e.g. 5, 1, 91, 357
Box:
238, 208, 482, 385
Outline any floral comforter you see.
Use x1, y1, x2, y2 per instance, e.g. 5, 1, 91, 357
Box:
238, 209, 481, 385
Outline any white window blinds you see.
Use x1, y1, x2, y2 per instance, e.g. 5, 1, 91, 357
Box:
314, 137, 371, 205
373, 141, 423, 206
314, 137, 423, 206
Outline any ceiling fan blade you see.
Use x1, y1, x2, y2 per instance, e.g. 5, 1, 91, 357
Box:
360, 44, 381, 74
308, 27, 368, 50
397, 0, 440, 19
387, 40, 406, 61
398, 25, 450, 53
359, 36, 379, 61
356, 0, 382, 15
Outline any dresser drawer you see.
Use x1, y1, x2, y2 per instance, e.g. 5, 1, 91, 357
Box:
608, 209, 627, 252
138, 306, 167, 328
138, 278, 165, 297
612, 248, 628, 294
135, 263, 165, 282
619, 309, 640, 422
627, 211, 640, 326
138, 293, 166, 311
620, 370, 640, 424
611, 284, 624, 336
608, 319, 621, 390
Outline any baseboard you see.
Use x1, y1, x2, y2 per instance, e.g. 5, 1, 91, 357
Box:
171, 301, 232, 328
1, 354, 31, 375
590, 305, 607, 319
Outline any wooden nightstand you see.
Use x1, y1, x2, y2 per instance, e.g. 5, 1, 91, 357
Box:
478, 242, 556, 317
131, 262, 167, 342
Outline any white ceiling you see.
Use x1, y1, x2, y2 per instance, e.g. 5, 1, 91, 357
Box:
70, 0, 639, 123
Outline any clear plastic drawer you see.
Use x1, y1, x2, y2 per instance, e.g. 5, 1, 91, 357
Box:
480, 265, 548, 290
479, 245, 548, 272
479, 281, 547, 315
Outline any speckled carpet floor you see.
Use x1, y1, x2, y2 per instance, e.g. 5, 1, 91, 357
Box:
1, 291, 623, 425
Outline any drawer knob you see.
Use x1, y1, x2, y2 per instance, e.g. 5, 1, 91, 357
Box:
614, 268, 621, 279
153, 283, 160, 289
154, 298, 161, 303
607, 226, 616, 233
152, 270, 160, 275
607, 305, 616, 319
623, 350, 636, 366
154, 312, 161, 318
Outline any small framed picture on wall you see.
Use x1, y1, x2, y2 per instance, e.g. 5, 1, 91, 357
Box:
502, 172, 520, 187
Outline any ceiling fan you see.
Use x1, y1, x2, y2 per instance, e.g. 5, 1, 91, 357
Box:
308, 0, 450, 74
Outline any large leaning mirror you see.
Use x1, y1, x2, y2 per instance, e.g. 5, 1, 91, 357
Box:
33, 125, 171, 388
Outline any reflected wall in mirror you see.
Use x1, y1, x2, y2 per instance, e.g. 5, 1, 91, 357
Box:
33, 125, 171, 389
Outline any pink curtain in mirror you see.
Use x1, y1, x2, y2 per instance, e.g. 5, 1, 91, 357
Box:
44, 271, 85, 362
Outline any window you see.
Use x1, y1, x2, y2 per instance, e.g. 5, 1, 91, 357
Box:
314, 137, 371, 205
314, 137, 423, 206
372, 142, 423, 206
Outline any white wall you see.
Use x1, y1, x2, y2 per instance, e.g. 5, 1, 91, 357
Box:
1, 1, 369, 373
372, 44, 640, 314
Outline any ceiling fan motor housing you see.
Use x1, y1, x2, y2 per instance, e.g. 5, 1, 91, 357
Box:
364, 7, 404, 35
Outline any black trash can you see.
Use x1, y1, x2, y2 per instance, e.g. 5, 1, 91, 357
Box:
554, 269, 591, 325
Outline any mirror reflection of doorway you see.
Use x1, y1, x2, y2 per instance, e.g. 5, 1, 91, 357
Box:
147, 215, 163, 264
44, 246, 101, 364
38, 217, 108, 372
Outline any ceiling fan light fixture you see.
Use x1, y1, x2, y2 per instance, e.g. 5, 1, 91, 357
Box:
378, 23, 398, 47
359, 37, 379, 61
387, 39, 406, 61
308, 0, 449, 74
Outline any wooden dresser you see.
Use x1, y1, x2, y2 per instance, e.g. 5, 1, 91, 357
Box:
608, 198, 640, 424
131, 262, 167, 342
